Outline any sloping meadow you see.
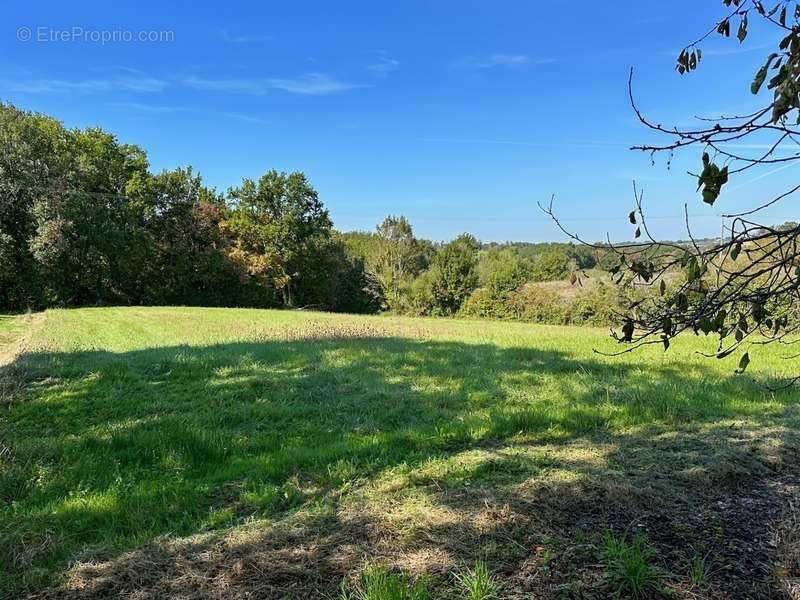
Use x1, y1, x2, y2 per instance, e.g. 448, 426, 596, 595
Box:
1, 307, 799, 598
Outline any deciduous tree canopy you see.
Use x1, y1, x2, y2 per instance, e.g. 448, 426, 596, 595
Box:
0, 103, 371, 312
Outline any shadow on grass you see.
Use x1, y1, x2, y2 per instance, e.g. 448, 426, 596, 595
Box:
1, 336, 798, 597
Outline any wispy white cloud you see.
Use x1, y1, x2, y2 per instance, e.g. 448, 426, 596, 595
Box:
458, 53, 556, 69
702, 43, 771, 57
184, 73, 363, 95
268, 73, 362, 94
113, 101, 269, 124
479, 53, 531, 68
419, 137, 626, 149
368, 56, 400, 74
218, 29, 272, 44
727, 160, 800, 192
113, 101, 180, 112
182, 76, 267, 94
1, 74, 167, 94
4, 67, 364, 98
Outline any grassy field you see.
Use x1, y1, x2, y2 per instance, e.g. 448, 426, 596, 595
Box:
1, 307, 799, 599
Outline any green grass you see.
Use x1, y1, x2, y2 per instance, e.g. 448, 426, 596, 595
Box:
1, 307, 798, 598
454, 561, 499, 600
341, 565, 430, 600
0, 312, 26, 347
687, 550, 710, 588
601, 532, 661, 598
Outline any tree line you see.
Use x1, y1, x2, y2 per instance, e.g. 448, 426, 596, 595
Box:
339, 216, 606, 320
1, 102, 610, 321
0, 103, 376, 312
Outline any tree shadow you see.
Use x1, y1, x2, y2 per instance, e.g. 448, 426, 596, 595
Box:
2, 335, 798, 597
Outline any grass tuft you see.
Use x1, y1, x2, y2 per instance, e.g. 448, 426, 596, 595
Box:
340, 565, 429, 600
687, 549, 710, 588
454, 560, 499, 600
601, 531, 661, 598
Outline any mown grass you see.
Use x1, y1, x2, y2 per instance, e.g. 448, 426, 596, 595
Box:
1, 307, 798, 598
0, 312, 25, 348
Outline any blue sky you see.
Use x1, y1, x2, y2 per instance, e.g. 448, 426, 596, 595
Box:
2, 1, 796, 242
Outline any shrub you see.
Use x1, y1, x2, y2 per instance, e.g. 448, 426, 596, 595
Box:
506, 284, 564, 323
530, 249, 573, 282
564, 282, 621, 326
459, 288, 511, 320
461, 280, 624, 327
477, 248, 530, 296
403, 269, 438, 316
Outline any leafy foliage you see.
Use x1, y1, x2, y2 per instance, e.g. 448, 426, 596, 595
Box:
0, 103, 374, 313
0, 102, 627, 323
225, 170, 332, 307
425, 234, 480, 315
369, 216, 434, 311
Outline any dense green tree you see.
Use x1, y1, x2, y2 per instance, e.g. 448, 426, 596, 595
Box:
0, 104, 70, 308
225, 170, 333, 307
530, 249, 573, 282
0, 102, 615, 322
427, 234, 480, 315
30, 127, 150, 306
566, 244, 597, 270
370, 216, 432, 311
129, 168, 249, 306
338, 230, 379, 262
0, 103, 376, 313
477, 248, 530, 296
305, 236, 381, 313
